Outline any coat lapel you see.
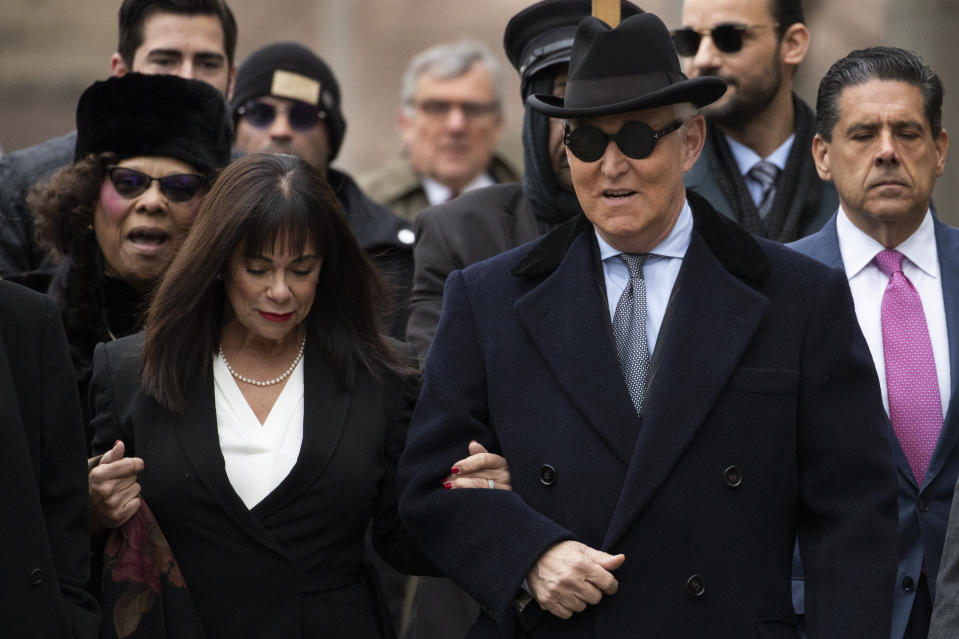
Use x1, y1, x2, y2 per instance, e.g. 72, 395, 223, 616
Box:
788, 213, 844, 270
253, 337, 354, 516
501, 187, 541, 248
515, 229, 641, 466
164, 374, 291, 555
924, 218, 959, 486
602, 218, 770, 548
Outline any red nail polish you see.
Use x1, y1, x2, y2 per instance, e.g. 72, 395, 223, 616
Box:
443, 482, 452, 489
450, 467, 460, 474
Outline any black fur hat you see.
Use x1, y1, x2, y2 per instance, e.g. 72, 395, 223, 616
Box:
231, 42, 347, 162
74, 73, 233, 173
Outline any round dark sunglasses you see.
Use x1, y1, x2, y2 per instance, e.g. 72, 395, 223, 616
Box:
564, 120, 684, 163
107, 166, 204, 203
670, 22, 778, 57
237, 100, 325, 132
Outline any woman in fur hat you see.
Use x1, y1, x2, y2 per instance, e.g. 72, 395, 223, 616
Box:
29, 73, 233, 428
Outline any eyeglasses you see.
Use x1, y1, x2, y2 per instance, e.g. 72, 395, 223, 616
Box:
107, 166, 204, 203
237, 100, 325, 132
670, 23, 779, 57
413, 99, 499, 121
564, 120, 684, 162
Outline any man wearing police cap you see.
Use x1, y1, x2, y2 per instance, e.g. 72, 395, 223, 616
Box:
232, 42, 414, 338
399, 12, 897, 638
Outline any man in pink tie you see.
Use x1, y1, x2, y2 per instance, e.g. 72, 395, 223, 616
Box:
789, 46, 955, 639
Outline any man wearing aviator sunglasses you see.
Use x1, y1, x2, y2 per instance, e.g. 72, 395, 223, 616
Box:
676, 0, 838, 243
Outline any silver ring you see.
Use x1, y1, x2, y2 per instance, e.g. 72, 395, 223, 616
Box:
488, 479, 495, 489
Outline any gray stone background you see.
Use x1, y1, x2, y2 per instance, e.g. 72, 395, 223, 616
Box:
2, 0, 958, 222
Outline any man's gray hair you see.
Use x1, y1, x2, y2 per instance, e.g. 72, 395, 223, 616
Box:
400, 40, 503, 115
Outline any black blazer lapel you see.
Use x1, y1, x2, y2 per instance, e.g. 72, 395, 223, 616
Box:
602, 225, 770, 548
253, 337, 353, 516
169, 374, 288, 556
515, 227, 640, 466
924, 218, 959, 486
503, 190, 543, 248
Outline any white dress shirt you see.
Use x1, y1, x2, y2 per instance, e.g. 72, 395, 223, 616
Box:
726, 134, 794, 207
836, 208, 951, 417
422, 171, 496, 206
597, 200, 693, 355
213, 353, 305, 509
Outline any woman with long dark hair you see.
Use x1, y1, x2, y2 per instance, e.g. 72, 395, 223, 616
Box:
29, 73, 232, 425
87, 154, 508, 638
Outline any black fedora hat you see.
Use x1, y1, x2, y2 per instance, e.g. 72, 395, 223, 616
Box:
527, 12, 726, 118
503, 0, 644, 98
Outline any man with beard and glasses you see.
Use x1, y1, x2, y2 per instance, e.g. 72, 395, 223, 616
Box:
674, 0, 837, 242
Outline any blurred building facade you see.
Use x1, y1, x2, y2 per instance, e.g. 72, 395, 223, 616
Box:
2, 0, 958, 222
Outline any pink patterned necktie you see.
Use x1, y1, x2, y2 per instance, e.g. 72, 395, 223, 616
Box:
875, 249, 943, 485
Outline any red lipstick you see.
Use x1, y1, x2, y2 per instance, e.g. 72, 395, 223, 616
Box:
259, 311, 293, 322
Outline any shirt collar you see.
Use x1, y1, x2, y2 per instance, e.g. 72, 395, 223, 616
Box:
726, 133, 795, 177
597, 199, 693, 261
422, 172, 496, 206
836, 206, 939, 279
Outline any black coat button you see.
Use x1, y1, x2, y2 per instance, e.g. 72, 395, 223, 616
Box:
539, 464, 556, 486
686, 574, 705, 598
903, 576, 915, 592
918, 498, 930, 512
28, 569, 44, 586
723, 465, 743, 488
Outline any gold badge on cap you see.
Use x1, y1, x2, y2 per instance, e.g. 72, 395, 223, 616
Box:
271, 70, 321, 105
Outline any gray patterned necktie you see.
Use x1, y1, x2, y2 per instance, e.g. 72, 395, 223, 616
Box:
613, 253, 650, 416
748, 160, 780, 220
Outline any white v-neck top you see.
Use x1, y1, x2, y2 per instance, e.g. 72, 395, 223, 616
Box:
213, 353, 305, 509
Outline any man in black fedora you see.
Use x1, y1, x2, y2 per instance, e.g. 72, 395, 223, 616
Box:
399, 12, 898, 638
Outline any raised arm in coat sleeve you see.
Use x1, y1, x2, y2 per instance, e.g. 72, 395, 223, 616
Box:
796, 266, 899, 638
88, 340, 140, 457
398, 269, 575, 637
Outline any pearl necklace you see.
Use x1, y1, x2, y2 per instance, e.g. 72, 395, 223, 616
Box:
219, 332, 306, 387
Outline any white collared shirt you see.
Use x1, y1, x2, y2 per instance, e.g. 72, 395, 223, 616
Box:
836, 208, 951, 417
422, 172, 496, 206
597, 200, 693, 355
213, 353, 305, 509
726, 134, 795, 207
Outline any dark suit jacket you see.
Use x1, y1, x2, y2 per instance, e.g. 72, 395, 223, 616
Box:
0, 280, 99, 638
399, 193, 899, 638
89, 331, 429, 638
930, 475, 959, 638
405, 184, 541, 359
790, 212, 959, 638
684, 97, 836, 242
